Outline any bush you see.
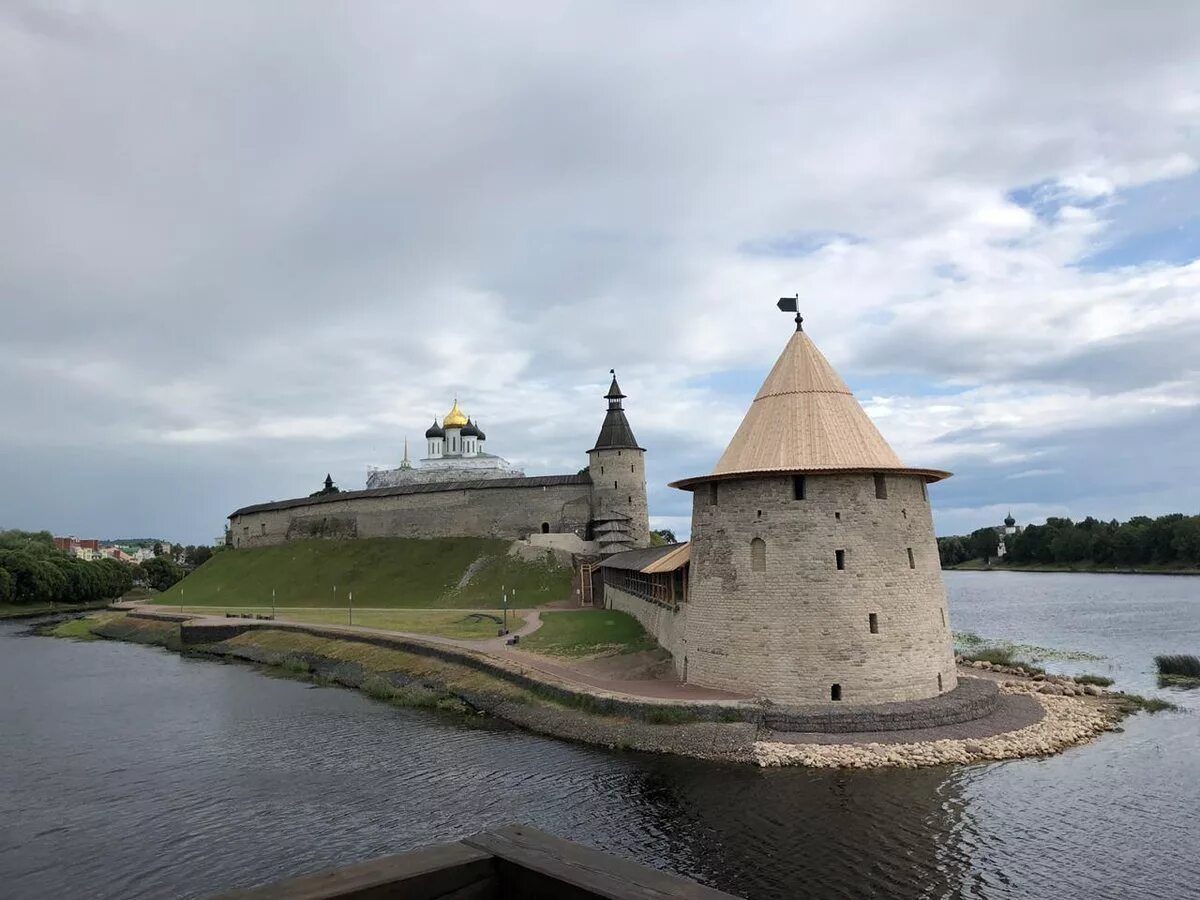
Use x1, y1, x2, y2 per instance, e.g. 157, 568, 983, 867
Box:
1155, 654, 1200, 679
960, 647, 1045, 675
1074, 673, 1114, 687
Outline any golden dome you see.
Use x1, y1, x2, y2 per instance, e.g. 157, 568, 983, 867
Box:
442, 399, 469, 429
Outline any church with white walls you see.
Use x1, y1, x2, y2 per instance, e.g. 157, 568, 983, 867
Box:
365, 399, 524, 488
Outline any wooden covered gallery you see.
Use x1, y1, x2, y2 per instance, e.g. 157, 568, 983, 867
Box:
598, 542, 690, 608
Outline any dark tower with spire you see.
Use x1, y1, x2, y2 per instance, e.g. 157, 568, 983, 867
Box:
587, 370, 649, 551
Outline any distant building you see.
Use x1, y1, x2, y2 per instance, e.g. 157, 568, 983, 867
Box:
994, 512, 1023, 557
53, 536, 101, 560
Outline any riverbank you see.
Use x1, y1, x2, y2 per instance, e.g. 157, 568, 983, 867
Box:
49, 611, 1143, 768
0, 600, 110, 620
944, 560, 1200, 576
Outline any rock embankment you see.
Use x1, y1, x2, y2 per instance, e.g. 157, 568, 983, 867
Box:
753, 685, 1118, 769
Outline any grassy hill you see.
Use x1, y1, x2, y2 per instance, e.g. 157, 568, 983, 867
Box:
168, 538, 573, 609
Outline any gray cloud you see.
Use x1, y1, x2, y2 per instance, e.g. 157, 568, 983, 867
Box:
3, 2, 1200, 542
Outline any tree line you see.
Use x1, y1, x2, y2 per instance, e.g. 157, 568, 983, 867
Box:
0, 530, 216, 606
938, 513, 1200, 568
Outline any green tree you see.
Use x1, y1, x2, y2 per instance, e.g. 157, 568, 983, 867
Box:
186, 545, 214, 567
141, 556, 184, 592
0, 567, 12, 604
968, 527, 1000, 562
649, 528, 678, 546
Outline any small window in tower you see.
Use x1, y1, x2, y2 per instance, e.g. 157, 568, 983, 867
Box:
630, 464, 634, 473
902, 508, 907, 519
618, 450, 622, 456
835, 511, 841, 521
614, 481, 618, 490
600, 466, 604, 475
869, 612, 879, 634
628, 495, 632, 504
874, 474, 888, 499
938, 673, 943, 692
792, 475, 806, 500
261, 523, 266, 535
756, 509, 762, 519
541, 522, 550, 534
831, 684, 842, 701
835, 549, 846, 570
907, 547, 915, 569
751, 538, 766, 572
709, 483, 719, 507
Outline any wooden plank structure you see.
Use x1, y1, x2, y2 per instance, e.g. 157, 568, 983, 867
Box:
211, 823, 741, 899
597, 543, 690, 609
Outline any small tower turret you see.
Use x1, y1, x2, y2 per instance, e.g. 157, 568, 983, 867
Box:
587, 370, 649, 550
443, 398, 468, 455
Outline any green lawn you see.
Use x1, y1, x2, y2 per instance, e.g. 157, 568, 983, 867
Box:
158, 606, 523, 640
168, 537, 572, 609
520, 609, 658, 658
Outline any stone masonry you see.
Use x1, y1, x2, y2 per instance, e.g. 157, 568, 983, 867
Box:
683, 473, 957, 705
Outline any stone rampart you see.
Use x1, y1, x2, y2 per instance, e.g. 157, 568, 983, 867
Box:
229, 478, 594, 549
605, 585, 689, 676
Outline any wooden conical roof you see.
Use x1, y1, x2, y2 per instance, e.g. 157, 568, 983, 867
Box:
670, 330, 951, 489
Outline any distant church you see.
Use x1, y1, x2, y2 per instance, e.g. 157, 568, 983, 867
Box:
366, 399, 523, 488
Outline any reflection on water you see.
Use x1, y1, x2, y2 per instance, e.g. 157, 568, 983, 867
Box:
1, 572, 1198, 899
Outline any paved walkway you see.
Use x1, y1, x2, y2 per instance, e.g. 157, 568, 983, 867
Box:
131, 603, 749, 703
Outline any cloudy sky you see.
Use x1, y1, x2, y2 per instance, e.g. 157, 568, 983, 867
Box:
3, 2, 1199, 545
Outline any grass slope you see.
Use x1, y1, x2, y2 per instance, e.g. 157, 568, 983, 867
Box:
520, 609, 658, 658
170, 538, 572, 609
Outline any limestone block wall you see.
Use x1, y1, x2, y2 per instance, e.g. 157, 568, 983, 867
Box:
587, 448, 649, 546
684, 473, 956, 705
606, 585, 689, 671
229, 482, 594, 549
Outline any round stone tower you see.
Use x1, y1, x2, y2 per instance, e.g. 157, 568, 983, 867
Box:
670, 322, 957, 705
588, 371, 650, 551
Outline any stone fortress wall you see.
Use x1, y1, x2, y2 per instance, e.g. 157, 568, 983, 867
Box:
229, 477, 595, 549
681, 472, 956, 705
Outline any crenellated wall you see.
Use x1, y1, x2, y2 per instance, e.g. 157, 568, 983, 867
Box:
682, 473, 956, 705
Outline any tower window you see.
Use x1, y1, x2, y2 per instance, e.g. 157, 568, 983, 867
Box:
708, 483, 719, 507
902, 508, 907, 519
630, 464, 634, 472
869, 613, 879, 634
614, 481, 618, 489
260, 523, 266, 535
541, 522, 550, 534
600, 466, 604, 475
831, 684, 842, 701
938, 673, 944, 692
874, 474, 888, 499
835, 549, 846, 570
907, 548, 915, 569
751, 538, 766, 572
628, 495, 632, 504
834, 511, 841, 521
756, 509, 762, 519
792, 475, 806, 500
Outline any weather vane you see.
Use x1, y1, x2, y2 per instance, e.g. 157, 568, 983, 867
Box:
776, 294, 802, 331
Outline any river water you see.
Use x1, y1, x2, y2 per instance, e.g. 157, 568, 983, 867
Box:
1, 572, 1198, 900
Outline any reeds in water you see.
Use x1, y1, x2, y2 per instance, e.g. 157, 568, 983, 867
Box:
1155, 654, 1200, 679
